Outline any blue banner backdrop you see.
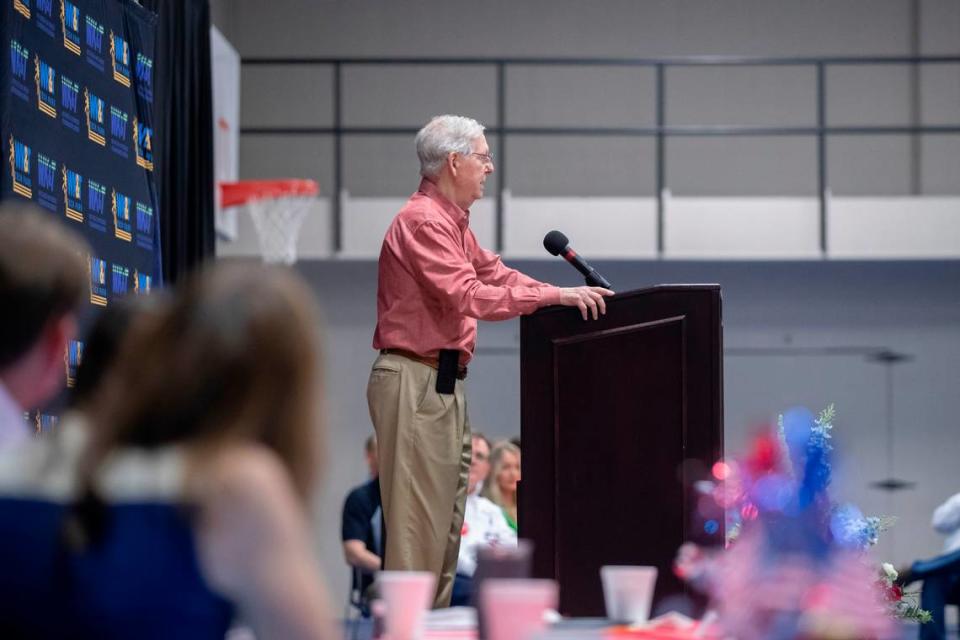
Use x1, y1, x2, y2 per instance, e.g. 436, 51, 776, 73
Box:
1, 0, 161, 431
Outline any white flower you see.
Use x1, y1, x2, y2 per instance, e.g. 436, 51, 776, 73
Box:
882, 562, 898, 581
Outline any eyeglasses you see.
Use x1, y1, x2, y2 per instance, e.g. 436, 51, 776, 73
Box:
469, 152, 494, 166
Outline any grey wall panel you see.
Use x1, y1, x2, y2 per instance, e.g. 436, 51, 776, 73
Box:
920, 0, 960, 55
239, 135, 334, 190
342, 135, 419, 197
225, 0, 912, 59
342, 65, 498, 127
827, 66, 913, 127
828, 136, 913, 196
507, 136, 656, 197
920, 135, 960, 195
667, 66, 816, 127
666, 137, 817, 196
241, 65, 334, 128
920, 65, 960, 124
506, 66, 656, 128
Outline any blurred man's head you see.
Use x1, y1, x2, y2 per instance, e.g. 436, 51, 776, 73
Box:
365, 433, 378, 478
468, 432, 491, 495
0, 205, 87, 409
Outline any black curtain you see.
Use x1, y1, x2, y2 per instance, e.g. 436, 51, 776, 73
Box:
143, 0, 215, 285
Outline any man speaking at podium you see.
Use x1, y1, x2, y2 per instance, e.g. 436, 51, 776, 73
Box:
367, 114, 612, 607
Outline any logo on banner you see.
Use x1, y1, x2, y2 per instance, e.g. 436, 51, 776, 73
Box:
89, 255, 108, 305
84, 14, 105, 71
61, 0, 81, 55
111, 263, 130, 298
35, 0, 56, 37
109, 31, 131, 87
134, 269, 152, 295
86, 178, 107, 232
109, 105, 129, 158
9, 136, 33, 199
34, 411, 59, 434
84, 88, 106, 146
132, 117, 153, 171
34, 55, 57, 118
135, 201, 154, 249
62, 165, 83, 222
9, 40, 29, 102
13, 0, 30, 19
135, 53, 153, 102
65, 340, 83, 387
112, 189, 133, 241
60, 74, 80, 132
36, 152, 58, 212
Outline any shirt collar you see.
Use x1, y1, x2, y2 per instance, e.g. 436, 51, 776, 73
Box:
418, 178, 470, 231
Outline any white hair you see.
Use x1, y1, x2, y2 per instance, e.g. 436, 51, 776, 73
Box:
415, 115, 486, 178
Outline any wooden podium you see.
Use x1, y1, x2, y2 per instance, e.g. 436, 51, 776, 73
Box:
519, 285, 724, 616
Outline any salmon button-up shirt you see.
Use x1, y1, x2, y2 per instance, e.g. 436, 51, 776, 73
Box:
372, 179, 561, 366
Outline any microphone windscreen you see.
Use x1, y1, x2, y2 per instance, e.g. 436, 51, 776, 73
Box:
543, 230, 569, 256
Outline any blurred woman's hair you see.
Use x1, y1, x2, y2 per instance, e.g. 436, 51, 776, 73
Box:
481, 440, 521, 510
85, 263, 323, 501
70, 296, 163, 412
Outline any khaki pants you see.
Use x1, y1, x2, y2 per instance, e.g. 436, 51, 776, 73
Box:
367, 352, 472, 608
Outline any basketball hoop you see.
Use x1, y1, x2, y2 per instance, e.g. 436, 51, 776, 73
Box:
219, 179, 319, 264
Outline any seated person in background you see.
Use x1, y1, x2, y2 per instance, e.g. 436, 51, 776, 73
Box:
0, 205, 87, 448
899, 491, 960, 640
482, 440, 521, 532
341, 433, 382, 615
451, 432, 517, 607
932, 491, 960, 556
0, 264, 338, 640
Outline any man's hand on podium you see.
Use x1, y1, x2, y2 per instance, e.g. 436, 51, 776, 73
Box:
559, 286, 614, 320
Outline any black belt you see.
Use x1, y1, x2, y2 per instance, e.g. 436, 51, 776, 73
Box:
380, 348, 468, 380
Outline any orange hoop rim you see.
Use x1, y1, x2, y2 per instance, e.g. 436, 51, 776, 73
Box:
219, 179, 320, 208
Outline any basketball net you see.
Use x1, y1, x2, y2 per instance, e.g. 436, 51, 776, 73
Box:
219, 179, 319, 264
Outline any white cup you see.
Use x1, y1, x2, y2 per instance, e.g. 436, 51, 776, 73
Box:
481, 578, 558, 640
376, 571, 436, 640
600, 565, 658, 625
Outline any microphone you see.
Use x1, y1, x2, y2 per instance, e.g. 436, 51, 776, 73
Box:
543, 230, 613, 289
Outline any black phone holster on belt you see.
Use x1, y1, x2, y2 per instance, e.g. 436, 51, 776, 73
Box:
436, 349, 459, 394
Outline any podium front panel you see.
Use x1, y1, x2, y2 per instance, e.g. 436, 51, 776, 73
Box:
520, 286, 723, 616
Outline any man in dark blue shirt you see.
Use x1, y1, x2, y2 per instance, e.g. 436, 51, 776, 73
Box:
341, 434, 382, 615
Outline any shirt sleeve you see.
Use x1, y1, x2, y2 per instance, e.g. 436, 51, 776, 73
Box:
932, 492, 960, 535
341, 489, 371, 543
471, 237, 551, 289
405, 221, 562, 321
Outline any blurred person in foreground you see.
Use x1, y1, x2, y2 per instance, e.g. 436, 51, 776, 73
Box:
368, 114, 612, 607
482, 440, 521, 533
341, 433, 382, 616
451, 432, 516, 606
0, 263, 339, 640
0, 205, 87, 447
